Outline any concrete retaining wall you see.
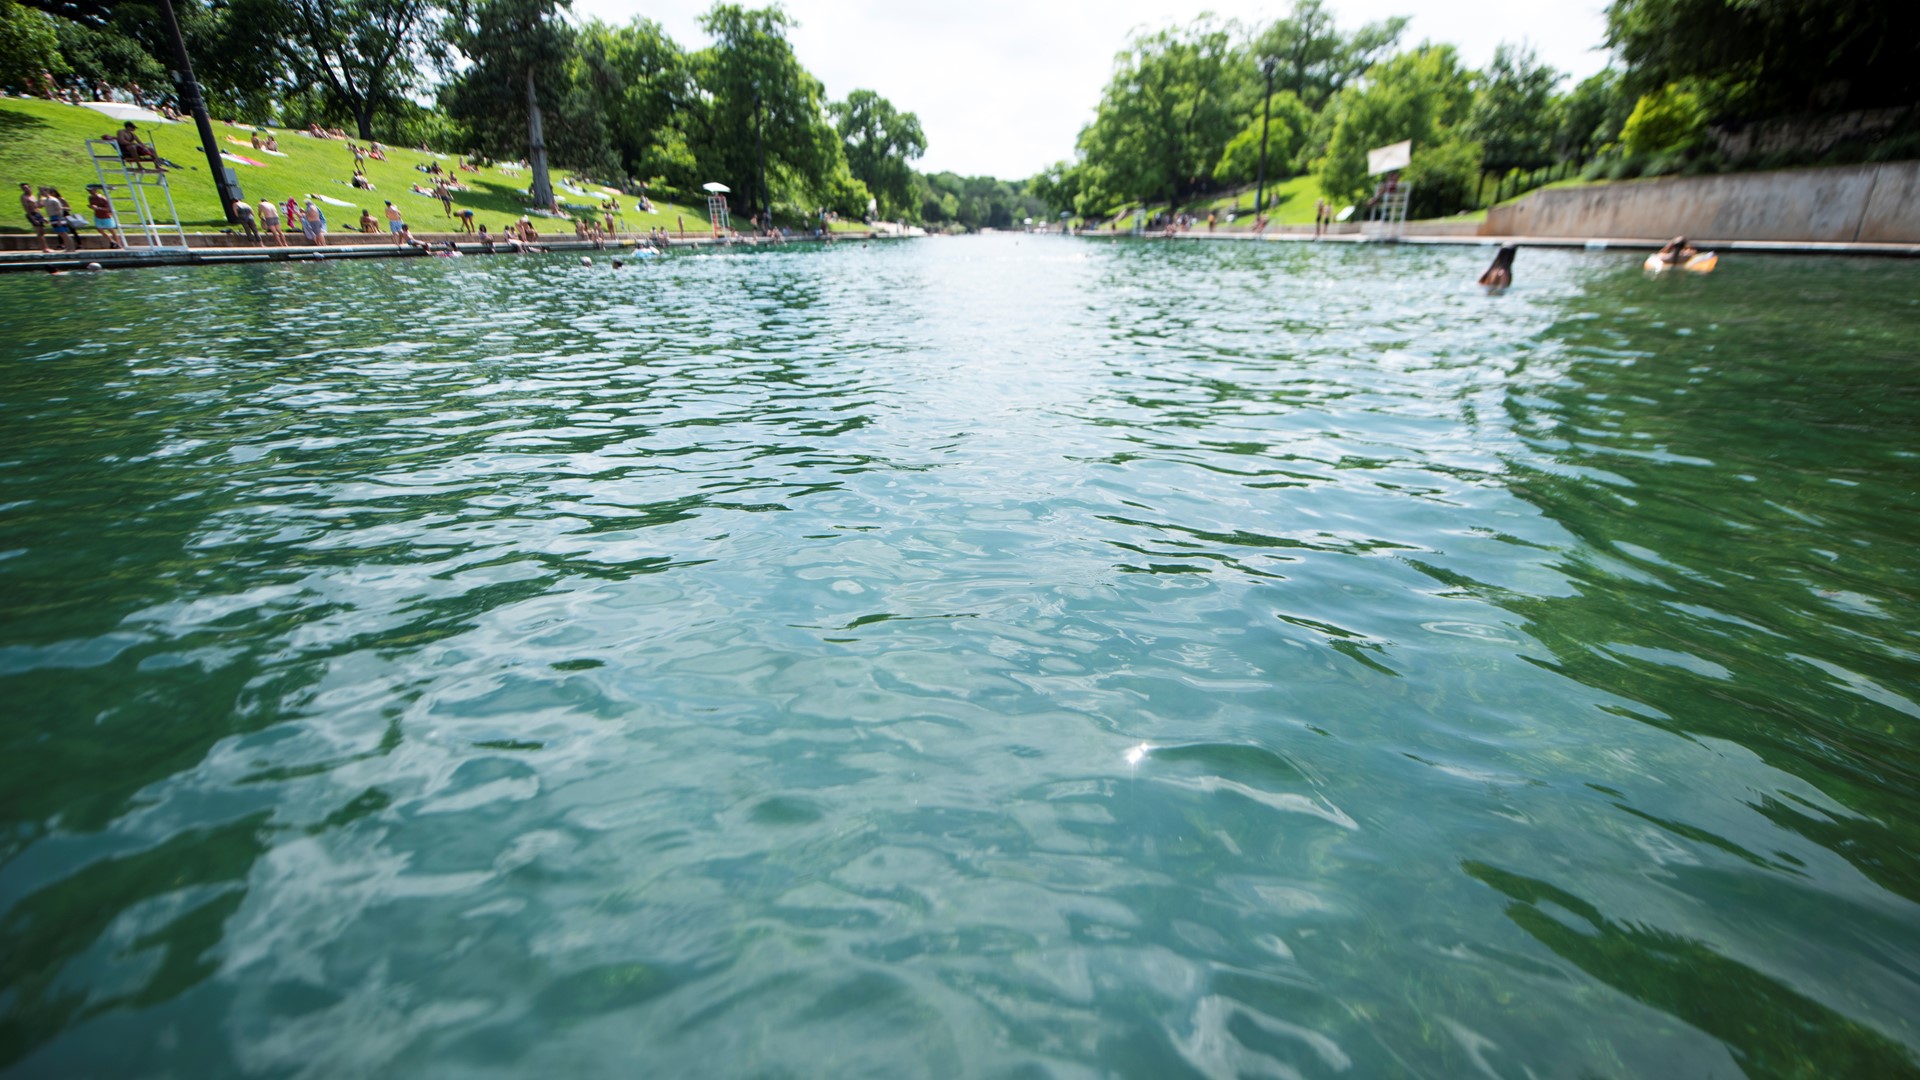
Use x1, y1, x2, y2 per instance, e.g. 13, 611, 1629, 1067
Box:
1484, 161, 1920, 243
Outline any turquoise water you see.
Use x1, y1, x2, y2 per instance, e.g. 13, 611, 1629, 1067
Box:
2, 237, 1918, 1076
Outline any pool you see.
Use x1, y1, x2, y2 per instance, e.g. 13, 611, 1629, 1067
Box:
3, 237, 1917, 1075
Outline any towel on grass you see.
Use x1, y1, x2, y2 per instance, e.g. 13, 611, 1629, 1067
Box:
221, 152, 265, 167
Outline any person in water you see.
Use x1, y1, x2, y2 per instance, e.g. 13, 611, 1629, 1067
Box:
1479, 245, 1516, 289
1655, 236, 1699, 266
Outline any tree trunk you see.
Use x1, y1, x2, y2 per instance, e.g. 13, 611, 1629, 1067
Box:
527, 68, 553, 212
355, 106, 373, 142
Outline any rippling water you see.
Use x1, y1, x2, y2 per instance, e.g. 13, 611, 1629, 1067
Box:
3, 237, 1918, 1076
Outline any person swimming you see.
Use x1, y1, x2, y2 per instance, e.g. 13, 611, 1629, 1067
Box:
1479, 245, 1516, 290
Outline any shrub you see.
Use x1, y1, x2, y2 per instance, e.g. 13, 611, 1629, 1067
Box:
1620, 84, 1709, 157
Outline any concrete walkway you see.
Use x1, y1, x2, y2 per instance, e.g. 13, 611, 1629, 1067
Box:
0, 229, 914, 274
1100, 229, 1920, 258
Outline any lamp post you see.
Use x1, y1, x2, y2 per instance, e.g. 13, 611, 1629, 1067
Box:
158, 0, 239, 222
753, 90, 768, 233
1254, 56, 1276, 220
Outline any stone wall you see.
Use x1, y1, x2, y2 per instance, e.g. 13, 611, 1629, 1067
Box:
1484, 162, 1920, 243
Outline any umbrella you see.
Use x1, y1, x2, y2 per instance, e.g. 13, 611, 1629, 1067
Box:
701, 182, 730, 193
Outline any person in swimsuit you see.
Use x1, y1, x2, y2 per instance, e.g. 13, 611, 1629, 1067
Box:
1479, 245, 1516, 290
42, 187, 75, 252
113, 122, 161, 171
87, 185, 124, 249
303, 198, 326, 245
233, 197, 259, 242
385, 200, 404, 240
1655, 236, 1698, 266
20, 182, 51, 252
258, 199, 286, 246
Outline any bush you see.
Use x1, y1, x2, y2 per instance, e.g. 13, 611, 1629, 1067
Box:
1620, 84, 1709, 157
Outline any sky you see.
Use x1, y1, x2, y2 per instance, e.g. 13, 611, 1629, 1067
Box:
570, 0, 1615, 180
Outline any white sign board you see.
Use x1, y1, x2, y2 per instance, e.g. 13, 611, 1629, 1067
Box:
1367, 140, 1412, 175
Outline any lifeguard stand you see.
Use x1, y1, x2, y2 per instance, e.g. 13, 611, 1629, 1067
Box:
1131, 209, 1145, 237
702, 181, 731, 237
86, 139, 189, 251
1362, 139, 1413, 241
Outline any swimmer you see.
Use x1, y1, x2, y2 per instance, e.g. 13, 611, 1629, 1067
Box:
611, 258, 624, 268
1478, 245, 1515, 290
581, 256, 591, 265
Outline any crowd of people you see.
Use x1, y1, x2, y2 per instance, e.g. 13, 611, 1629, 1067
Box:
17, 181, 125, 252
11, 100, 711, 260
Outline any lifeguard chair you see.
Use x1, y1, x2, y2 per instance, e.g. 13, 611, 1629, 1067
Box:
1362, 140, 1413, 240
702, 181, 731, 238
86, 138, 189, 251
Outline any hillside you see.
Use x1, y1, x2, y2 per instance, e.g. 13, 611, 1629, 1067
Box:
0, 96, 711, 236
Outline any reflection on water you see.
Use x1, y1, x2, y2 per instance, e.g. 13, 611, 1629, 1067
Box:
2, 239, 1917, 1075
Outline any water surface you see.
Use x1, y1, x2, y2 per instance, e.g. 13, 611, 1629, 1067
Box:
3, 237, 1918, 1076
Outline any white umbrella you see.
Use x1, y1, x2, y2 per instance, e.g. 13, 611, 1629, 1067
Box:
701, 182, 730, 193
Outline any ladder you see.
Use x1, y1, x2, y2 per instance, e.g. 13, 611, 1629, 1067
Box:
706, 192, 729, 237
86, 139, 190, 251
1364, 180, 1412, 240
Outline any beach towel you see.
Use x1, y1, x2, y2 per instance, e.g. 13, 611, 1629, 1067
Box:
221, 152, 265, 167
312, 193, 354, 207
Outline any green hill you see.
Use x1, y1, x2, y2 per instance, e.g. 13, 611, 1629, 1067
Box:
0, 96, 711, 236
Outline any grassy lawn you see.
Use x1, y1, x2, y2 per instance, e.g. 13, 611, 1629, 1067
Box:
0, 96, 711, 237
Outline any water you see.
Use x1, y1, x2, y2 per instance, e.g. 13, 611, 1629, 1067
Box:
2, 237, 1917, 1077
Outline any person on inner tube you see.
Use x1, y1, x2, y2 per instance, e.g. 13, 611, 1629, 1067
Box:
1656, 236, 1699, 266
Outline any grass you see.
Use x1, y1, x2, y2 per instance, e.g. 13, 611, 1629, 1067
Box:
0, 96, 712, 237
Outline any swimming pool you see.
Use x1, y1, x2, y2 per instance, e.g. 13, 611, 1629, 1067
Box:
3, 237, 1917, 1075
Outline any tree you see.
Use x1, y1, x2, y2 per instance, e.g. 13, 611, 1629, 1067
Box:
1466, 43, 1562, 194
1555, 69, 1630, 164
830, 89, 924, 218
444, 0, 572, 211
1606, 0, 1920, 118
240, 0, 440, 139
1316, 44, 1477, 216
574, 18, 698, 190
0, 0, 64, 87
1213, 89, 1314, 185
1075, 16, 1249, 207
1252, 0, 1407, 111
690, 4, 842, 218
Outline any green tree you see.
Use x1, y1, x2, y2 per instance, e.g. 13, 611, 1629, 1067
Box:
1252, 0, 1407, 111
1212, 89, 1313, 185
1555, 68, 1630, 163
1075, 16, 1248, 206
0, 0, 64, 88
1606, 0, 1920, 117
1466, 43, 1562, 193
574, 18, 698, 191
236, 0, 441, 139
829, 89, 924, 218
444, 0, 573, 210
1316, 44, 1475, 215
690, 3, 842, 219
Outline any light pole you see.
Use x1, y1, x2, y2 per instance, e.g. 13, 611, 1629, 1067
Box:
158, 0, 239, 222
753, 90, 768, 233
1254, 56, 1276, 221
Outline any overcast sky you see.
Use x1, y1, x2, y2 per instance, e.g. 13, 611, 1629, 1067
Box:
570, 0, 1614, 180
